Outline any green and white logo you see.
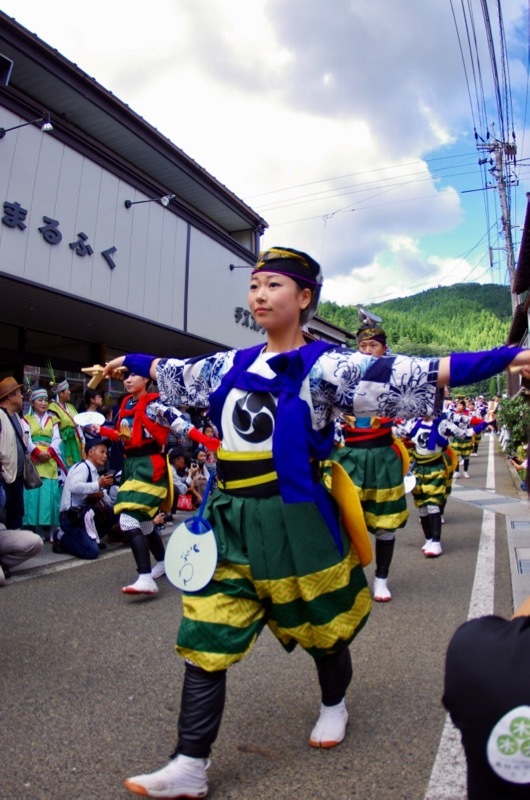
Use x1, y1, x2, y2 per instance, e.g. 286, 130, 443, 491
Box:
487, 706, 530, 785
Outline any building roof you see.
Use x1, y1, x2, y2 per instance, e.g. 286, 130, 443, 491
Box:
0, 13, 349, 363
0, 12, 267, 243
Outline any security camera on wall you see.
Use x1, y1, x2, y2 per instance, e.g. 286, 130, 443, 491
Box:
0, 54, 14, 86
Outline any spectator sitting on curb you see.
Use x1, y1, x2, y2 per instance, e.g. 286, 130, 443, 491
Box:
0, 482, 43, 585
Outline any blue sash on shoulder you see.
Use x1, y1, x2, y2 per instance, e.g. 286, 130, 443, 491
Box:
209, 341, 344, 552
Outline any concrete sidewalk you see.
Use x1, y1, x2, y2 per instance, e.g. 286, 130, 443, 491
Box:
451, 437, 530, 608
7, 511, 192, 580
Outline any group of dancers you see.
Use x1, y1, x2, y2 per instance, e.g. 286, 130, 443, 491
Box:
327, 315, 493, 603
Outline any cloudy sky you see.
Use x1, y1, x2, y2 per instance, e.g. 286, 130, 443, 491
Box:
2, 0, 529, 306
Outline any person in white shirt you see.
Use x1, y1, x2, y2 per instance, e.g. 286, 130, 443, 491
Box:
169, 450, 199, 496
55, 438, 114, 559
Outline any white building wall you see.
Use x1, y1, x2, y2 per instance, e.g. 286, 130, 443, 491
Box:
0, 110, 265, 350
186, 229, 265, 349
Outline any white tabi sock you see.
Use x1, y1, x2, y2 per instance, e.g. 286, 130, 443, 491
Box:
309, 698, 349, 748
124, 754, 210, 798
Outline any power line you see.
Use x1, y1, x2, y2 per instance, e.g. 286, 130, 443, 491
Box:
255, 164, 484, 215
243, 151, 478, 202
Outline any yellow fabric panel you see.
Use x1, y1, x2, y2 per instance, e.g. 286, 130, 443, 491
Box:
446, 446, 459, 471
391, 436, 410, 476
182, 591, 265, 629
218, 471, 277, 490
176, 637, 259, 672
363, 509, 408, 530
160, 454, 174, 513
214, 562, 253, 582
114, 501, 158, 515
120, 479, 167, 499
217, 449, 273, 462
269, 587, 372, 651
356, 484, 407, 502
327, 461, 372, 567
253, 545, 359, 605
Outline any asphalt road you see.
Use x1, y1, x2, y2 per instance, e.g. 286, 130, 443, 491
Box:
0, 446, 523, 800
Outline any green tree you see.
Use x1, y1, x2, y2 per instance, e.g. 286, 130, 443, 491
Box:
496, 396, 530, 449
318, 284, 513, 396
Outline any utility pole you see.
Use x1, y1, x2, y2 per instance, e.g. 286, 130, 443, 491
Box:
477, 136, 521, 396
477, 138, 519, 314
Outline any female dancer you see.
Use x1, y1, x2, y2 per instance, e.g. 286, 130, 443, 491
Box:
103, 246, 530, 799
450, 399, 488, 478
48, 379, 84, 468
23, 388, 65, 541
395, 413, 484, 556
326, 320, 409, 603
98, 370, 218, 594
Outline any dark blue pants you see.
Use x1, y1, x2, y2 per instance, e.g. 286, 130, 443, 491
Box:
4, 474, 24, 529
58, 511, 99, 560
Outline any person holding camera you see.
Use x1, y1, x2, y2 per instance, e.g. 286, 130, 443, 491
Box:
54, 437, 114, 559
189, 451, 211, 508
169, 450, 196, 493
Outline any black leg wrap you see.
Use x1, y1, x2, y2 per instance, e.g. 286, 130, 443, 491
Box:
430, 512, 442, 542
315, 647, 353, 707
126, 529, 152, 575
147, 527, 165, 562
420, 515, 432, 540
375, 537, 395, 579
173, 663, 227, 759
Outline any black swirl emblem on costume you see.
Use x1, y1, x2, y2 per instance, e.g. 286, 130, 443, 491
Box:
417, 429, 431, 449
233, 392, 276, 443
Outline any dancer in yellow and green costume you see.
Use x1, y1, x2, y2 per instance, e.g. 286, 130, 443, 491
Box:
104, 247, 530, 800
98, 371, 218, 595
324, 319, 409, 603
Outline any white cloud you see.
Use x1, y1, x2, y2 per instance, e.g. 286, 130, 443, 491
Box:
322, 236, 484, 306
2, 0, 526, 304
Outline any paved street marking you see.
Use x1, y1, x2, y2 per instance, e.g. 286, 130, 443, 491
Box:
425, 435, 496, 799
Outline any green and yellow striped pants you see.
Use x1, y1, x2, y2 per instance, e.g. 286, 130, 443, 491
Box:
176, 491, 371, 671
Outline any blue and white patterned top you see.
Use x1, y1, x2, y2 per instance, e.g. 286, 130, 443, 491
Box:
155, 347, 440, 453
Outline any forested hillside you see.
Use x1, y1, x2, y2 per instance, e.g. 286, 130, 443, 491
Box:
318, 283, 512, 357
